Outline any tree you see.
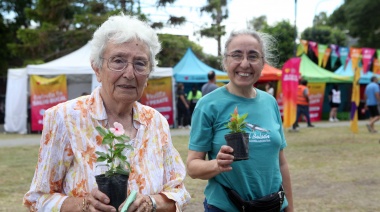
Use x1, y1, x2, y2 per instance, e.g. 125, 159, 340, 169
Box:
301, 26, 346, 46
329, 0, 380, 48
261, 20, 295, 68
248, 15, 268, 31
5, 0, 187, 69
199, 0, 228, 56
158, 33, 220, 69
0, 0, 33, 74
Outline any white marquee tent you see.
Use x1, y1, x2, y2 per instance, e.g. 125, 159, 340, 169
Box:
4, 42, 173, 134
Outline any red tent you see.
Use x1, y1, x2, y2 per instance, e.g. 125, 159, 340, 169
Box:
259, 64, 282, 81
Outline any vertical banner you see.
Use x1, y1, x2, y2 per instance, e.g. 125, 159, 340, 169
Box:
317, 44, 327, 67
30, 75, 68, 131
361, 48, 375, 74
308, 83, 326, 122
373, 59, 380, 74
140, 77, 174, 126
350, 66, 360, 133
281, 58, 300, 128
276, 80, 283, 117
350, 48, 362, 133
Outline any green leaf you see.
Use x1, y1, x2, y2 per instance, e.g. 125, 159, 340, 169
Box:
124, 144, 133, 150
114, 147, 124, 155
95, 151, 108, 158
117, 154, 127, 161
103, 137, 114, 145
96, 156, 107, 162
120, 134, 130, 141
114, 143, 127, 148
115, 166, 129, 175
96, 126, 108, 137
115, 136, 125, 143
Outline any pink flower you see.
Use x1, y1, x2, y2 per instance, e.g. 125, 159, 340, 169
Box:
110, 122, 125, 136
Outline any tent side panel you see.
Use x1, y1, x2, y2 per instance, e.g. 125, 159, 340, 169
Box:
4, 69, 28, 134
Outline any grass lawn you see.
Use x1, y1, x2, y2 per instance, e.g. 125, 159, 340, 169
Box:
1, 125, 379, 211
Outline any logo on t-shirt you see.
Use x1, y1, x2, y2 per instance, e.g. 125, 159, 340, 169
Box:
246, 123, 271, 143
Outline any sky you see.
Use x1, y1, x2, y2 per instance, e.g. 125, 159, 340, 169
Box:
142, 0, 344, 56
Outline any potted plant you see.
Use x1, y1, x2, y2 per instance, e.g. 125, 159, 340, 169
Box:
225, 106, 249, 161
95, 122, 133, 211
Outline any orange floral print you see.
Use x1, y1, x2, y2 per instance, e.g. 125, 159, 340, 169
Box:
23, 87, 190, 211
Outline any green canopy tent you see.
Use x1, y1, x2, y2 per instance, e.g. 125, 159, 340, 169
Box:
300, 54, 353, 83
298, 54, 353, 120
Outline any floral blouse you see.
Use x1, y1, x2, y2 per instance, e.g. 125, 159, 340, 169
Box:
23, 87, 190, 211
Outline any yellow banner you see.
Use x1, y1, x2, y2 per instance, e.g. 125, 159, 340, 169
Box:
30, 75, 67, 131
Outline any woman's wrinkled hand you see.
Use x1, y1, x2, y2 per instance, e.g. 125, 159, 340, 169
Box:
120, 193, 153, 212
216, 145, 234, 173
85, 188, 117, 212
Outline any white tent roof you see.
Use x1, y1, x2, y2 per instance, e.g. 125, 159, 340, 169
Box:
4, 42, 173, 134
27, 42, 93, 75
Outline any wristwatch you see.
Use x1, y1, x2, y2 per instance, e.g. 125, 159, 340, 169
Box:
148, 195, 157, 212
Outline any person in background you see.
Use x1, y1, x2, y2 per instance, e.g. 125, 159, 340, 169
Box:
265, 82, 274, 96
176, 83, 190, 129
187, 29, 293, 212
187, 85, 202, 121
23, 14, 190, 212
328, 84, 341, 122
364, 76, 380, 133
292, 79, 314, 130
202, 70, 219, 95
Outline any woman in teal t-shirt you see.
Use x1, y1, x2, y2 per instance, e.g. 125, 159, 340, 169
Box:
187, 29, 293, 212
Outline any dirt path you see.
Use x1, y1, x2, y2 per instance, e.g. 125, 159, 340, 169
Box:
0, 121, 368, 147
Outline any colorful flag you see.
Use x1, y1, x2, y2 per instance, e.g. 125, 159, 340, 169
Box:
361, 48, 375, 73
296, 44, 304, 56
350, 47, 362, 71
308, 41, 318, 58
296, 40, 309, 56
281, 58, 301, 128
317, 44, 327, 66
322, 48, 331, 68
330, 44, 339, 68
339, 47, 349, 69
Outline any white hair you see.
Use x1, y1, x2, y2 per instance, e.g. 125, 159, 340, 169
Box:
90, 14, 161, 71
222, 29, 278, 69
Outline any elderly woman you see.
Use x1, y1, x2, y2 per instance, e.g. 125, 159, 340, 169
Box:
187, 29, 294, 212
23, 14, 190, 212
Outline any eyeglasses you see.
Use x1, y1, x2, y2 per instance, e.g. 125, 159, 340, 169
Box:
102, 56, 150, 75
226, 52, 263, 64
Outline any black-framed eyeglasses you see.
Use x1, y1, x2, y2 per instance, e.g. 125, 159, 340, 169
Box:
101, 56, 150, 75
226, 52, 263, 64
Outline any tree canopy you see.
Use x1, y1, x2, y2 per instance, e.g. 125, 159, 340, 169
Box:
329, 0, 380, 48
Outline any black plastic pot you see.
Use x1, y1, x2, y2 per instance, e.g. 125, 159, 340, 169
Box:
224, 132, 249, 161
95, 174, 129, 211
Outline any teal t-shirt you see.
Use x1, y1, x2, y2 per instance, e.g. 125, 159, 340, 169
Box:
189, 86, 288, 211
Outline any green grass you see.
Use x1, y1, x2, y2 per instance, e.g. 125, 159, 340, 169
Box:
1, 125, 380, 211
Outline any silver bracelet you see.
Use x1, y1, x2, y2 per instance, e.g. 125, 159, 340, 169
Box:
148, 195, 157, 212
